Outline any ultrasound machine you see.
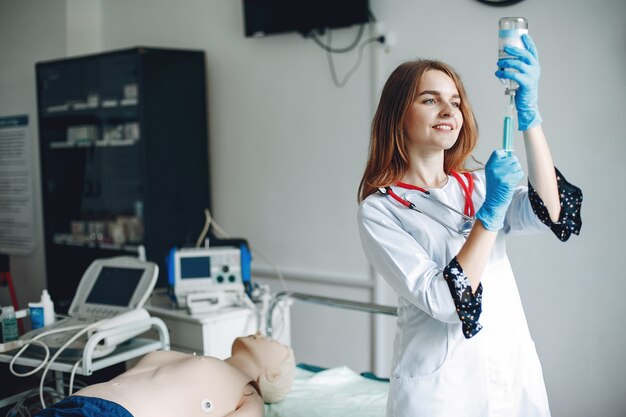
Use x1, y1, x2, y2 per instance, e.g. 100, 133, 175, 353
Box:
18, 256, 160, 359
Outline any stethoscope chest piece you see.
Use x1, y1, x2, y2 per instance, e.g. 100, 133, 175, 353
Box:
380, 174, 476, 238
460, 218, 475, 237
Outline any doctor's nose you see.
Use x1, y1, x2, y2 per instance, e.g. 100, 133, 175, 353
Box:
440, 104, 456, 118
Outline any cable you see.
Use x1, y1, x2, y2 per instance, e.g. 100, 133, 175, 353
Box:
9, 340, 49, 377
269, 298, 288, 340
195, 208, 212, 248
38, 322, 101, 408
68, 359, 82, 395
9, 319, 116, 410
9, 324, 87, 377
308, 12, 385, 88
310, 24, 365, 53
247, 247, 288, 291
5, 387, 60, 417
193, 209, 291, 338
326, 31, 384, 88
199, 209, 287, 291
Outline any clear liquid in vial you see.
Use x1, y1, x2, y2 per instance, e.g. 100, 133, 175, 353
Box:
498, 17, 528, 93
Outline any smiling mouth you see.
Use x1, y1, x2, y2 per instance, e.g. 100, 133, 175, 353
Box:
432, 124, 453, 131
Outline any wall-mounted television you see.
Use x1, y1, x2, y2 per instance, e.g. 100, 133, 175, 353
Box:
243, 0, 371, 38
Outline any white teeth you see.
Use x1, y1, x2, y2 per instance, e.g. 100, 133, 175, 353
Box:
433, 124, 452, 130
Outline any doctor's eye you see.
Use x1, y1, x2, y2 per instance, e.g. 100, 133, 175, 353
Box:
422, 98, 436, 104
451, 101, 461, 108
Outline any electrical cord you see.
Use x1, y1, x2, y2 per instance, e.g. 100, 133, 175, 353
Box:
5, 387, 61, 417
195, 208, 212, 248
9, 319, 109, 408
68, 359, 82, 395
9, 324, 87, 377
310, 24, 365, 53
326, 32, 385, 88
194, 209, 290, 339
309, 9, 385, 88
311, 24, 385, 88
38, 322, 102, 408
197, 208, 289, 291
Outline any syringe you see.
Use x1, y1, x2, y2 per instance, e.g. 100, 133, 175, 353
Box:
502, 92, 515, 152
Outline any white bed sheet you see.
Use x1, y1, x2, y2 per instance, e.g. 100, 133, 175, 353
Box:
265, 365, 388, 417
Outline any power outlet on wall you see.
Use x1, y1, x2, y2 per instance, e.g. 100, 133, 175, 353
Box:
372, 23, 398, 53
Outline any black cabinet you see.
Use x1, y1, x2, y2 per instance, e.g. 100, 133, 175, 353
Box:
36, 47, 210, 313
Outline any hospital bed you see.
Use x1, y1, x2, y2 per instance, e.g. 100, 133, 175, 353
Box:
2, 291, 392, 415
265, 292, 397, 417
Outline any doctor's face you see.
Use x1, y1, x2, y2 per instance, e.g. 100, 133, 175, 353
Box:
403, 70, 463, 154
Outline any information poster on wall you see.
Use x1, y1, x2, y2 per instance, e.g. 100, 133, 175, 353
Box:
0, 115, 35, 254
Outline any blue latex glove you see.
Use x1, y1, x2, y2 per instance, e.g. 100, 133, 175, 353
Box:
476, 150, 524, 231
496, 34, 542, 131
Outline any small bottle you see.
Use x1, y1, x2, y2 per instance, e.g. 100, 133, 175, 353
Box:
29, 289, 56, 329
498, 17, 528, 94
1, 306, 18, 342
41, 289, 56, 326
29, 299, 45, 329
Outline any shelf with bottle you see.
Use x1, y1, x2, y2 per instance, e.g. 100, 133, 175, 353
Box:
53, 214, 144, 253
41, 104, 139, 123
48, 121, 140, 149
43, 83, 140, 117
43, 98, 139, 116
52, 234, 141, 254
49, 138, 139, 149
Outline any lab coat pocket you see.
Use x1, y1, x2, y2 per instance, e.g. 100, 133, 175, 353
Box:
393, 322, 454, 381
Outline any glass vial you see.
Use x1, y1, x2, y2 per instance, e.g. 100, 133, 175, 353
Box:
498, 17, 528, 94
1, 306, 18, 342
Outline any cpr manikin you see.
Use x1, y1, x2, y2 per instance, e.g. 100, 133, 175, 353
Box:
36, 332, 295, 417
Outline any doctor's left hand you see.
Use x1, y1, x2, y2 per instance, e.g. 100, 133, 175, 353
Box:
476, 150, 524, 231
496, 34, 542, 131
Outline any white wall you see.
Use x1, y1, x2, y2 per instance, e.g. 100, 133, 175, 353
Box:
0, 0, 66, 311
1, 0, 625, 416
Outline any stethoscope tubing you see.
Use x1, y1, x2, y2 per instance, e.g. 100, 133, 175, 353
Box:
416, 192, 475, 223
409, 197, 473, 236
379, 172, 476, 237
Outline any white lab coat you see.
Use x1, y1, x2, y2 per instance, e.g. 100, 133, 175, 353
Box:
358, 171, 551, 417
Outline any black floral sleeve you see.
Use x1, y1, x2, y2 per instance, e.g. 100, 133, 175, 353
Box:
528, 167, 582, 242
443, 257, 483, 339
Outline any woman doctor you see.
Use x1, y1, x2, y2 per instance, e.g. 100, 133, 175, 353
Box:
357, 35, 582, 417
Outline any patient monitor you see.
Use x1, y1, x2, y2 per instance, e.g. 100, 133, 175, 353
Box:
168, 246, 250, 314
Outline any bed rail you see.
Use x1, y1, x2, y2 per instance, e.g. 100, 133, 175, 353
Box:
266, 291, 397, 338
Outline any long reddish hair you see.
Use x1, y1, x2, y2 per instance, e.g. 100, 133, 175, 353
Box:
358, 60, 479, 203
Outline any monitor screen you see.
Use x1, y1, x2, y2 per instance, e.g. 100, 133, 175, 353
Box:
180, 256, 211, 279
85, 266, 143, 306
243, 0, 370, 38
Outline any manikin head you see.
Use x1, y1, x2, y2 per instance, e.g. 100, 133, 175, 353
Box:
230, 332, 295, 403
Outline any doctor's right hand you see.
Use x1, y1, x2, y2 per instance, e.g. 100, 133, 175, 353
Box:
476, 150, 524, 231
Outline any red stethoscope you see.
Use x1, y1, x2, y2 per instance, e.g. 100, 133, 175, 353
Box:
378, 171, 476, 237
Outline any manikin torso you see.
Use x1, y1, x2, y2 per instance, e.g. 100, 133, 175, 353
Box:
76, 350, 263, 417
